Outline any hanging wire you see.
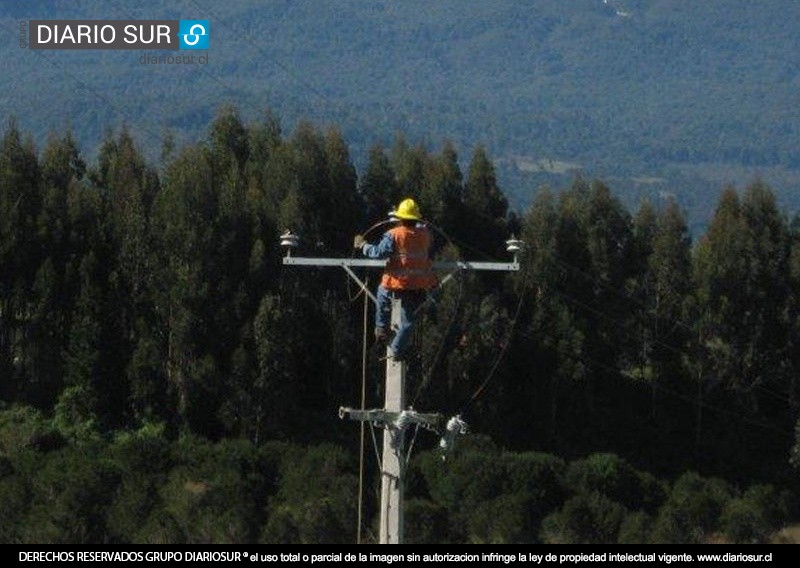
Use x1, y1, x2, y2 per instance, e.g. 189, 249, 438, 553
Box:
507, 225, 798, 441
405, 424, 422, 467
390, 217, 468, 407
410, 270, 465, 407
536, 291, 796, 438
460, 286, 527, 414
346, 218, 396, 303
411, 218, 530, 416
542, 252, 797, 408
357, 276, 369, 545
348, 214, 526, 472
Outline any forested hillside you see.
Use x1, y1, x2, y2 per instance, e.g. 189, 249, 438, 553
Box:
2, 109, 800, 543
2, 0, 800, 230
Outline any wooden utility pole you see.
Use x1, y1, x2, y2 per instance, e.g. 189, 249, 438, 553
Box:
281, 231, 521, 544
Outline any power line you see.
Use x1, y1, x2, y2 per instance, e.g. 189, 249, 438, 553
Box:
411, 203, 794, 420
185, 0, 380, 136
460, 280, 526, 414
513, 312, 796, 440
520, 212, 799, 409
0, 21, 164, 147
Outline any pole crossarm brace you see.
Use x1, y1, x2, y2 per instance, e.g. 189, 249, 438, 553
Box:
280, 231, 523, 274
280, 232, 522, 308
283, 257, 519, 272
339, 406, 443, 433
282, 257, 518, 307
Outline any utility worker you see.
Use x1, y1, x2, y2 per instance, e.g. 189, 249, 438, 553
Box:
354, 198, 437, 360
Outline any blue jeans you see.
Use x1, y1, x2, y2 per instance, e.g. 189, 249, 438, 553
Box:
376, 286, 427, 357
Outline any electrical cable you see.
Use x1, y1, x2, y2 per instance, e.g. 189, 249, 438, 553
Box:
0, 21, 164, 148
356, 275, 368, 545
522, 211, 799, 410
389, 217, 527, 415
346, 218, 395, 303
458, 270, 529, 416
410, 269, 465, 408
512, 295, 796, 440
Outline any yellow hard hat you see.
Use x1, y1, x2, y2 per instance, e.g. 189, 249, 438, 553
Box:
394, 198, 422, 221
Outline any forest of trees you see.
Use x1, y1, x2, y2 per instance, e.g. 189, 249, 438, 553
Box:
2, 107, 800, 543
6, 1, 800, 228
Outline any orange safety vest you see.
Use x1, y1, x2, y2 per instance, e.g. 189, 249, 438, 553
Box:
381, 225, 437, 290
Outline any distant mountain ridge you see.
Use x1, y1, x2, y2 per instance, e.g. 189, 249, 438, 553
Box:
2, 0, 800, 230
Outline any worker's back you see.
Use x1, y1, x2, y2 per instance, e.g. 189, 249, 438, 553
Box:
382, 223, 437, 291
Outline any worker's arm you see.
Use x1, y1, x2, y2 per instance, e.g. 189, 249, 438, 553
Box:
361, 232, 394, 259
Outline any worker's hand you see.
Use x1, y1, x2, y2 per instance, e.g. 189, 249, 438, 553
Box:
353, 234, 365, 249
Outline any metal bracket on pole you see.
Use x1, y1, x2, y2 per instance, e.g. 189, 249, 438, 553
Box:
341, 264, 377, 305
282, 257, 519, 307
280, 231, 524, 273
283, 256, 520, 272
339, 406, 443, 433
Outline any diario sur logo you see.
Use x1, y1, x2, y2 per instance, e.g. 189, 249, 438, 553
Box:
178, 20, 208, 50
27, 20, 209, 50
